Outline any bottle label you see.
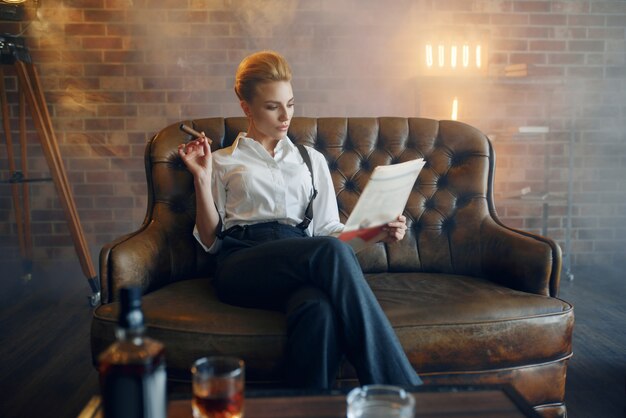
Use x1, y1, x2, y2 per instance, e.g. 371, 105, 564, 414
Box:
101, 363, 167, 418
144, 364, 167, 418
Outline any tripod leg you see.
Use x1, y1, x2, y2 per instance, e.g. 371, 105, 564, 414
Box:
19, 89, 34, 280
0, 67, 30, 281
15, 61, 100, 305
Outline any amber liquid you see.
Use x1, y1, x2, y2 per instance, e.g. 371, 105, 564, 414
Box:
98, 340, 167, 418
192, 379, 244, 418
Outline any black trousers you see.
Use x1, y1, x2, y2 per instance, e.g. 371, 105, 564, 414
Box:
213, 222, 422, 389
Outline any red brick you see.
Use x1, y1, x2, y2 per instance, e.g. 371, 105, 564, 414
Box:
137, 104, 167, 117
65, 0, 104, 7
490, 52, 509, 64
82, 37, 124, 50
29, 222, 54, 234
84, 9, 126, 22
84, 64, 124, 76
607, 15, 626, 26
568, 14, 606, 27
174, 104, 221, 118
31, 209, 67, 222
105, 0, 132, 8
120, 165, 143, 180
94, 196, 134, 208
167, 10, 209, 22
567, 67, 604, 78
125, 91, 167, 103
151, 36, 207, 50
56, 105, 98, 118
530, 40, 567, 51
453, 13, 491, 24
72, 182, 115, 196
59, 144, 90, 162
76, 209, 114, 222
548, 53, 585, 65
106, 23, 148, 37
68, 156, 109, 171
585, 52, 604, 66
144, 49, 178, 64
36, 234, 75, 246
590, 1, 626, 13
39, 36, 80, 51
491, 13, 529, 25
97, 104, 137, 117
65, 23, 106, 36
104, 50, 143, 63
122, 64, 154, 77
569, 40, 605, 52
555, 28, 586, 41
84, 118, 125, 131
552, 1, 590, 14
139, 0, 182, 7
100, 76, 141, 91
57, 78, 100, 93
205, 38, 248, 49
493, 39, 529, 51
588, 28, 625, 40
507, 27, 553, 38
606, 67, 626, 78
94, 222, 135, 236
56, 119, 86, 132
60, 50, 104, 63
513, 1, 551, 12
510, 53, 547, 64
143, 77, 183, 90
529, 14, 567, 26
434, 0, 473, 11
208, 11, 237, 22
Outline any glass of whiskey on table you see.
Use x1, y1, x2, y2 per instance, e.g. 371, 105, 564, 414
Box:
191, 356, 245, 418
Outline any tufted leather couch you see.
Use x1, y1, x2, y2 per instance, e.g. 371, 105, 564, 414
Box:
91, 117, 573, 418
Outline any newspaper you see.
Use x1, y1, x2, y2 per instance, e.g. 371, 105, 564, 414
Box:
337, 158, 426, 251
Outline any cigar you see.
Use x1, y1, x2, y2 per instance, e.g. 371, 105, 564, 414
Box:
179, 124, 212, 144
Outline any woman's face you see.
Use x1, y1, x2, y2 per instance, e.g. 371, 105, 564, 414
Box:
242, 80, 294, 142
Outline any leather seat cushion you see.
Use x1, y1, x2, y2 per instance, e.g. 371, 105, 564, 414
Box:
91, 274, 573, 382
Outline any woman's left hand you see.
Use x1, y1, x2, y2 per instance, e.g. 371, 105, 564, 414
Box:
380, 215, 408, 244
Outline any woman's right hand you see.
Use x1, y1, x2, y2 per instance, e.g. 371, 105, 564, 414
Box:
178, 134, 213, 179
179, 133, 220, 248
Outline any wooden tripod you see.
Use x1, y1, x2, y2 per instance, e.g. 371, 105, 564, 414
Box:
0, 59, 100, 306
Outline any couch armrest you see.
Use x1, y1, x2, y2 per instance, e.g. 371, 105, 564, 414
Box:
99, 219, 209, 304
479, 217, 562, 297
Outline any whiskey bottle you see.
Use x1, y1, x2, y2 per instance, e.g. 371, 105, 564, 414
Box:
97, 286, 167, 418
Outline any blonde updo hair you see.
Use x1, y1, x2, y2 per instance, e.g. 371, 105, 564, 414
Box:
234, 50, 292, 102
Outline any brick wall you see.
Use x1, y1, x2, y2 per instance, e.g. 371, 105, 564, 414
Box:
1, 0, 625, 269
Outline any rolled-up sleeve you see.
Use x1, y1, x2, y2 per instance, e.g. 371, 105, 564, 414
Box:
193, 162, 226, 254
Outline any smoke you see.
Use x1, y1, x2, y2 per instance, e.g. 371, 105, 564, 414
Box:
7, 0, 623, 265
230, 0, 298, 43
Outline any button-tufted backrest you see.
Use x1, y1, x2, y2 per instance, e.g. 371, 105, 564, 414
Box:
148, 117, 495, 279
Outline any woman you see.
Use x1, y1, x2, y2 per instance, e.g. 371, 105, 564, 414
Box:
178, 50, 422, 389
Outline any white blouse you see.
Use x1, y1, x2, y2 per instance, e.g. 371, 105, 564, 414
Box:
194, 133, 344, 253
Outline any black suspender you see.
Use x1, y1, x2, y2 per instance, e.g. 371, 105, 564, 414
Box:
295, 144, 318, 230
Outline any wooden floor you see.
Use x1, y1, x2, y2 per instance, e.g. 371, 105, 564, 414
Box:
0, 260, 624, 418
558, 265, 626, 418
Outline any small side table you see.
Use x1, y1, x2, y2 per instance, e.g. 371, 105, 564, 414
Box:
78, 384, 543, 418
